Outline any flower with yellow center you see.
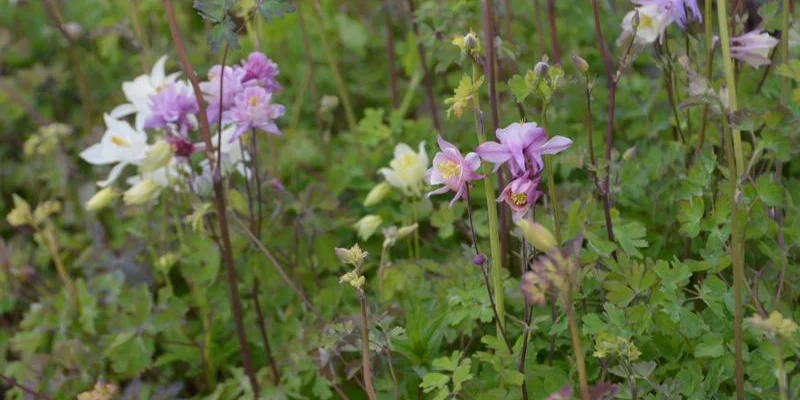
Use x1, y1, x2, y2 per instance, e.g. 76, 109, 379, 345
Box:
379, 142, 428, 197
437, 160, 461, 180
80, 114, 150, 187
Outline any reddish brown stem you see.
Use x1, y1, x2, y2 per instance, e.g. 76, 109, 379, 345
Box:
253, 279, 281, 385
546, 0, 561, 63
533, 0, 547, 58
0, 373, 53, 400
163, 1, 259, 396
406, 0, 441, 130
589, 0, 617, 245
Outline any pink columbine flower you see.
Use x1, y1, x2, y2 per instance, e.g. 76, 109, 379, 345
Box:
200, 65, 246, 124
476, 122, 572, 176
498, 174, 542, 221
426, 135, 484, 208
144, 81, 198, 132
241, 52, 282, 93
223, 86, 286, 142
731, 29, 779, 68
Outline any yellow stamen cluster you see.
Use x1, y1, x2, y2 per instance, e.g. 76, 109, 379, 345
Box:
248, 95, 260, 106
510, 192, 528, 206
111, 136, 129, 147
437, 160, 461, 179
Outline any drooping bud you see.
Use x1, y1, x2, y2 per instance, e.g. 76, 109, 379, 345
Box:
353, 215, 383, 241
473, 253, 486, 267
140, 139, 173, 173
571, 55, 589, 74
85, 187, 118, 211
364, 182, 391, 207
533, 60, 550, 79
123, 179, 161, 205
517, 219, 557, 252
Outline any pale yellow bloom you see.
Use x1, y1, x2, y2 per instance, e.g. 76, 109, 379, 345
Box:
123, 179, 161, 205
364, 182, 391, 207
378, 142, 428, 196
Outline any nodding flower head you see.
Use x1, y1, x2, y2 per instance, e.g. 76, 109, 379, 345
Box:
498, 174, 542, 220
241, 52, 282, 93
731, 29, 779, 68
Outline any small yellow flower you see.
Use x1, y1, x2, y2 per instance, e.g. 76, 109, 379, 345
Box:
378, 142, 428, 196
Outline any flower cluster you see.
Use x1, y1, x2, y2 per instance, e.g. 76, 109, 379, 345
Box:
80, 52, 284, 207
423, 122, 571, 220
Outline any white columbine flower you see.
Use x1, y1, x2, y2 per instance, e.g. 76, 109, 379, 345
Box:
379, 142, 428, 196
619, 2, 675, 45
731, 29, 779, 68
109, 55, 180, 131
80, 114, 150, 187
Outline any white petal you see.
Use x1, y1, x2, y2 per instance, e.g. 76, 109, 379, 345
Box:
109, 103, 138, 118
97, 162, 129, 187
151, 55, 168, 84
80, 143, 114, 165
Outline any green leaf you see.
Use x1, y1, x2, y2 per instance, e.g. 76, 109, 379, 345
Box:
193, 0, 235, 22
257, 0, 296, 23
336, 14, 368, 56
615, 221, 648, 258
77, 279, 98, 335
452, 361, 473, 391
420, 372, 450, 392
678, 197, 704, 238
508, 74, 530, 103
206, 18, 239, 55
755, 175, 784, 207
654, 261, 692, 289
694, 334, 724, 358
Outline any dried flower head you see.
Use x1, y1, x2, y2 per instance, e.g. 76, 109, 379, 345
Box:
335, 244, 368, 267
747, 311, 799, 341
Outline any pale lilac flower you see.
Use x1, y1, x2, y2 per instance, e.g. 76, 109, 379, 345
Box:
223, 86, 286, 141
144, 81, 198, 132
241, 52, 282, 92
200, 65, 246, 124
497, 174, 542, 220
731, 29, 779, 68
426, 135, 483, 207
476, 122, 572, 176
109, 55, 181, 131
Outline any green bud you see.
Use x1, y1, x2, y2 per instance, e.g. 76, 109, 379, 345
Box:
86, 187, 118, 211
517, 219, 557, 252
364, 182, 391, 207
123, 179, 161, 205
139, 139, 173, 173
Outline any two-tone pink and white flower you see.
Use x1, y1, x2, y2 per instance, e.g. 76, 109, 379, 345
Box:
731, 29, 779, 68
426, 135, 483, 207
476, 122, 572, 176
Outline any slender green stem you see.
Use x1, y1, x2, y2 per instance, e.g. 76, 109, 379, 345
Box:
717, 0, 743, 176
358, 290, 378, 400
471, 63, 505, 327
567, 300, 589, 400
776, 341, 788, 400
781, 0, 791, 104
542, 108, 562, 245
721, 111, 745, 400
697, 0, 714, 150
129, 0, 149, 72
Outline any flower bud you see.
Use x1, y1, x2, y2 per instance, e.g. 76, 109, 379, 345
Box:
320, 95, 340, 114
631, 10, 641, 30
464, 32, 479, 51
354, 215, 383, 241
335, 244, 368, 267
123, 179, 161, 205
517, 219, 557, 252
571, 55, 589, 74
473, 254, 486, 266
140, 139, 173, 173
364, 182, 391, 207
86, 187, 118, 211
534, 61, 550, 79
6, 194, 33, 227
396, 223, 418, 240
622, 146, 637, 161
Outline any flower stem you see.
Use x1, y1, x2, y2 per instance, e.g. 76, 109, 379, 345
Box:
541, 108, 562, 245
721, 107, 745, 400
358, 290, 378, 400
697, 0, 714, 150
546, 0, 561, 63
406, 0, 441, 131
717, 0, 744, 176
40, 224, 77, 309
471, 62, 505, 328
567, 300, 590, 400
776, 341, 788, 400
0, 373, 53, 400
163, 3, 259, 395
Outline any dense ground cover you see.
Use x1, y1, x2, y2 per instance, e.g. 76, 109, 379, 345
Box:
1, 0, 799, 398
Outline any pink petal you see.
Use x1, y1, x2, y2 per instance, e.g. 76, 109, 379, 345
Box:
436, 135, 458, 153
426, 185, 450, 199
540, 136, 573, 154
449, 185, 466, 208
476, 141, 511, 171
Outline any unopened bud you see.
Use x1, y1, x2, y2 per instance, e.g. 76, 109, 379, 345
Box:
364, 182, 391, 207
140, 139, 173, 173
85, 187, 118, 211
396, 223, 418, 240
571, 55, 589, 73
123, 179, 161, 205
631, 10, 641, 30
517, 219, 557, 252
534, 61, 550, 79
473, 254, 486, 266
464, 32, 479, 51
622, 146, 637, 161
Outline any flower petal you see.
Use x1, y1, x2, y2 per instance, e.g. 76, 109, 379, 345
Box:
540, 136, 573, 154
109, 103, 138, 119
97, 162, 129, 187
80, 143, 114, 165
476, 141, 511, 165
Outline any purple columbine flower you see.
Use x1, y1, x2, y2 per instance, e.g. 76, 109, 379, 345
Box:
631, 0, 701, 27
223, 86, 286, 142
476, 122, 572, 176
426, 135, 484, 208
144, 81, 198, 132
200, 65, 246, 124
241, 52, 282, 93
731, 29, 779, 68
497, 174, 542, 221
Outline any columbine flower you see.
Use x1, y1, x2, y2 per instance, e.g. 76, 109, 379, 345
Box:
241, 52, 282, 92
223, 86, 285, 140
620, 1, 675, 45
426, 135, 483, 207
200, 65, 246, 124
498, 175, 542, 220
731, 29, 779, 68
476, 122, 571, 176
144, 81, 198, 132
379, 142, 429, 196
80, 114, 150, 187
109, 55, 180, 131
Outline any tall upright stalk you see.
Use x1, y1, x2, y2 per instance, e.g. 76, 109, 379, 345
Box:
546, 0, 561, 62
384, 2, 399, 109
697, 0, 714, 150
163, 2, 259, 395
717, 2, 746, 398
358, 290, 378, 400
407, 0, 441, 130
481, 0, 510, 274
471, 62, 506, 328
541, 108, 562, 245
567, 301, 590, 400
589, 0, 617, 245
